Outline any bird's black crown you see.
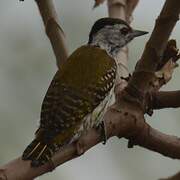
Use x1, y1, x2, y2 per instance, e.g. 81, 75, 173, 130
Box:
88, 17, 130, 43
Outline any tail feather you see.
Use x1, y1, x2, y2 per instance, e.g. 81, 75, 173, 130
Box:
22, 128, 74, 167
22, 139, 55, 167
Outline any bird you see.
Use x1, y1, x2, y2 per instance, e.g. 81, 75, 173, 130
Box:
22, 17, 148, 167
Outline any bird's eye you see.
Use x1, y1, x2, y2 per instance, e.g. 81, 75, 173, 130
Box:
120, 27, 129, 35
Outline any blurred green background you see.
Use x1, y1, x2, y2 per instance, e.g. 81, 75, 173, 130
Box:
0, 0, 180, 179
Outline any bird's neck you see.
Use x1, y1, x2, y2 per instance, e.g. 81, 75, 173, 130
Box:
88, 37, 121, 59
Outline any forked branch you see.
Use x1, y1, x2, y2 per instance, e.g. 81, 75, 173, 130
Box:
0, 0, 180, 180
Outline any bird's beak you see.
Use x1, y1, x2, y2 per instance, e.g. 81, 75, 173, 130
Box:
131, 30, 148, 38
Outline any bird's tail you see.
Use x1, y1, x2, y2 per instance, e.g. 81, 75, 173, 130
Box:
22, 131, 57, 167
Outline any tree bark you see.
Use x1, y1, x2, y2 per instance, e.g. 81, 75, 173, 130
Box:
152, 91, 180, 109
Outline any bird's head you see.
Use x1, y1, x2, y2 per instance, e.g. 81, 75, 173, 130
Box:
88, 17, 148, 57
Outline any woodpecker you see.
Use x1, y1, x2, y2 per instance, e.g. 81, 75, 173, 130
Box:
22, 17, 148, 167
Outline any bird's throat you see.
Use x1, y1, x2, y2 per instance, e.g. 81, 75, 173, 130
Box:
89, 39, 122, 59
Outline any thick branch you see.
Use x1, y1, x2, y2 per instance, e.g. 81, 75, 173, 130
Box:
35, 0, 68, 68
128, 0, 180, 92
152, 91, 180, 109
130, 124, 180, 159
137, 0, 180, 72
0, 106, 140, 180
1, 105, 180, 180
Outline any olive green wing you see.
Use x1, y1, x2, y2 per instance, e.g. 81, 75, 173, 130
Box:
22, 46, 117, 167
39, 45, 117, 143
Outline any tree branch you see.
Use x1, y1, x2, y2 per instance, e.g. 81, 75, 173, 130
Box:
1, 0, 180, 180
0, 0, 139, 179
137, 0, 180, 72
108, 0, 130, 86
0, 106, 142, 180
127, 0, 180, 92
151, 91, 180, 109
128, 124, 180, 159
107, 0, 139, 92
35, 0, 68, 69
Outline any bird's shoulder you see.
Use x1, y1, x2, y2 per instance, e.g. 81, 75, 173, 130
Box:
58, 45, 116, 89
40, 45, 117, 132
